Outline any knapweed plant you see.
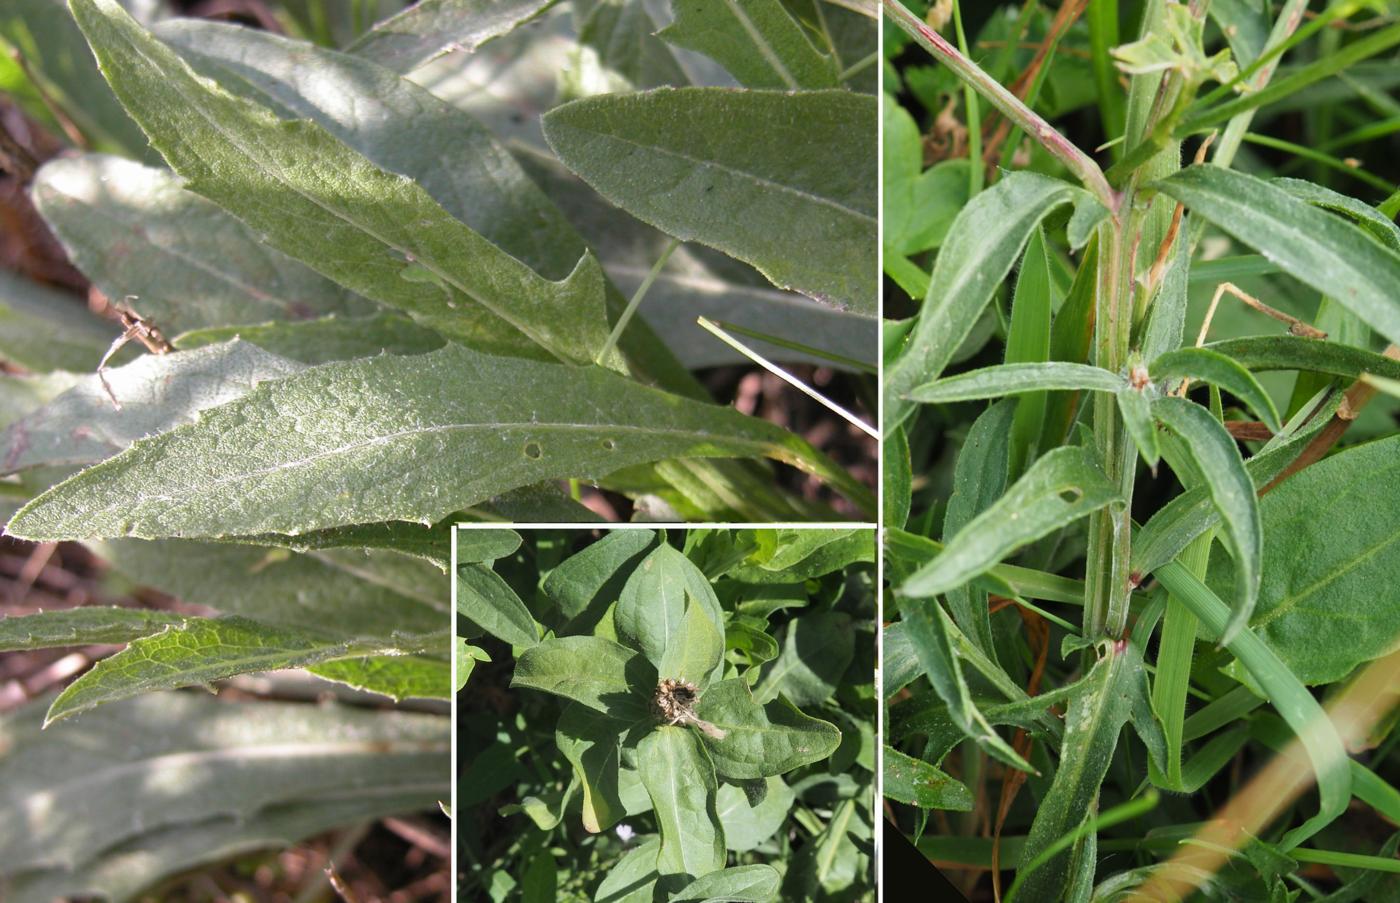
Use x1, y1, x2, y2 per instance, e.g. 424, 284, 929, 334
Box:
883, 1, 1400, 900
456, 527, 875, 901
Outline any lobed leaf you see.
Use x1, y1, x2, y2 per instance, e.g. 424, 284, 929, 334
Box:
902, 445, 1120, 599
6, 344, 860, 541
542, 87, 876, 314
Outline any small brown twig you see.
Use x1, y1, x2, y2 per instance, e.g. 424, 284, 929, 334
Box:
1179, 281, 1326, 398
1224, 421, 1275, 442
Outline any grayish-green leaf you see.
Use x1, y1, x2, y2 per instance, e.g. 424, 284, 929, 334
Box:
542, 87, 876, 314
32, 155, 373, 334
754, 610, 852, 706
885, 173, 1089, 412
903, 445, 1120, 598
0, 690, 446, 889
557, 703, 632, 833
1204, 335, 1400, 383
636, 725, 726, 877
0, 269, 116, 373
1273, 178, 1400, 253
672, 864, 782, 902
174, 313, 445, 365
1212, 435, 1400, 685
659, 0, 838, 89
0, 341, 303, 475
1150, 347, 1281, 431
907, 362, 1126, 404
1117, 386, 1161, 470
883, 745, 973, 810
0, 607, 184, 652
1155, 166, 1400, 349
512, 635, 655, 717
347, 0, 552, 73
694, 677, 841, 780
1141, 230, 1191, 363
575, 0, 688, 90
44, 616, 444, 723
456, 563, 539, 648
716, 776, 793, 852
1152, 396, 1261, 645
6, 344, 856, 541
0, 371, 83, 432
72, 0, 613, 365
236, 519, 455, 572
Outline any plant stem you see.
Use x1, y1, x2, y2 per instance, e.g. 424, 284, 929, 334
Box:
595, 237, 679, 366
882, 0, 1118, 212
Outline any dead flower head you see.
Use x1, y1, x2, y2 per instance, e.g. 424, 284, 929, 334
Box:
652, 678, 726, 740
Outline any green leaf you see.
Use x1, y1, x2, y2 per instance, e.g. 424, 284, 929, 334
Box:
70, 0, 613, 365
576, 0, 688, 90
883, 95, 969, 257
6, 344, 859, 541
347, 0, 552, 72
32, 155, 373, 334
754, 611, 853, 707
593, 836, 660, 903
512, 635, 655, 718
1004, 228, 1056, 479
1141, 229, 1191, 363
1211, 434, 1400, 685
0, 269, 116, 373
45, 616, 445, 723
91, 539, 447, 639
616, 542, 726, 666
659, 0, 838, 89
0, 341, 303, 475
0, 607, 184, 652
903, 446, 1120, 598
542, 528, 659, 623
1149, 347, 1281, 431
557, 703, 632, 833
693, 677, 841, 779
636, 725, 726, 877
542, 87, 876, 314
883, 745, 974, 810
308, 654, 452, 701
883, 423, 912, 530
521, 850, 558, 903
1117, 385, 1161, 470
659, 595, 726, 689
716, 776, 794, 852
174, 313, 446, 365
907, 362, 1126, 404
1204, 335, 1400, 384
1274, 178, 1400, 253
456, 528, 522, 564
0, 691, 446, 889
1155, 563, 1350, 850
237, 519, 456, 572
1152, 396, 1261, 645
672, 864, 783, 902
896, 596, 1034, 772
456, 563, 539, 648
1154, 166, 1400, 349
453, 637, 479, 690
885, 172, 1089, 413
723, 528, 873, 582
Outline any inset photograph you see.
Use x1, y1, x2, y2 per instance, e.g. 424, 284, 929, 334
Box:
454, 526, 876, 901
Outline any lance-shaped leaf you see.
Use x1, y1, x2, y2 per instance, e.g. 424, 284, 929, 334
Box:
347, 0, 552, 72
1209, 434, 1400, 686
1015, 636, 1156, 901
616, 542, 726, 670
672, 865, 783, 903
1273, 177, 1400, 252
906, 362, 1126, 404
896, 596, 1034, 773
32, 155, 373, 334
1117, 385, 1161, 470
1155, 563, 1350, 850
0, 341, 304, 475
542, 88, 876, 314
693, 678, 841, 780
456, 563, 539, 648
0, 607, 185, 652
6, 344, 858, 541
174, 313, 446, 365
557, 703, 633, 834
885, 173, 1089, 412
0, 691, 448, 883
68, 0, 613, 365
658, 0, 839, 89
1132, 390, 1342, 578
1154, 166, 1400, 349
658, 595, 726, 689
1149, 347, 1280, 431
883, 745, 974, 810
636, 726, 727, 878
512, 636, 654, 718
45, 616, 446, 724
1140, 228, 1191, 363
902, 445, 1120, 598
1152, 396, 1261, 645
1204, 335, 1400, 383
